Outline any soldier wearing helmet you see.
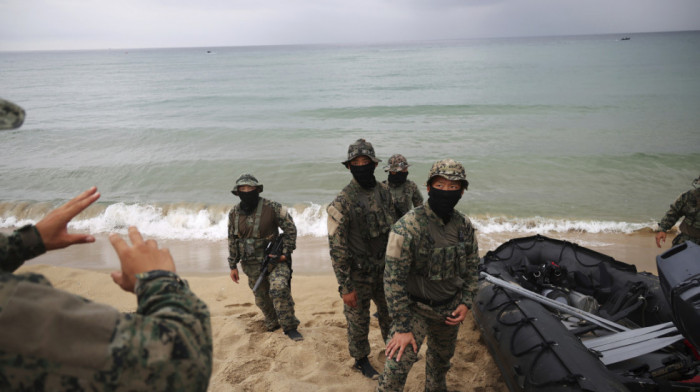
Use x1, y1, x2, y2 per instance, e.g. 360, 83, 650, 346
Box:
378, 159, 479, 392
383, 154, 423, 220
228, 173, 303, 341
327, 138, 396, 378
655, 174, 700, 248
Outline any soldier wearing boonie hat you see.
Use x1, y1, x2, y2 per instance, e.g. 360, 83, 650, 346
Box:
228, 173, 303, 341
0, 98, 26, 131
655, 174, 700, 248
382, 154, 423, 220
378, 158, 479, 392
327, 138, 396, 379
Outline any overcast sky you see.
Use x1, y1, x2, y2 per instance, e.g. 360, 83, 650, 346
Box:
1, 0, 699, 51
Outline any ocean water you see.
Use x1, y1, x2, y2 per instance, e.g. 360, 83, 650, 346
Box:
1, 31, 699, 242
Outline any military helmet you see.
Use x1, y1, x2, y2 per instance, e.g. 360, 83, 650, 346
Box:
426, 159, 469, 190
0, 98, 26, 131
231, 173, 263, 195
342, 138, 381, 166
384, 154, 410, 172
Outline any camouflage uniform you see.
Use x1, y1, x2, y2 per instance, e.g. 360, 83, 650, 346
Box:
228, 175, 299, 332
0, 98, 25, 131
378, 159, 479, 392
658, 186, 700, 246
0, 227, 213, 391
327, 139, 396, 360
383, 154, 424, 220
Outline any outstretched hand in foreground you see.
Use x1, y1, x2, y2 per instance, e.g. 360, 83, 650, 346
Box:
35, 186, 100, 251
110, 226, 176, 293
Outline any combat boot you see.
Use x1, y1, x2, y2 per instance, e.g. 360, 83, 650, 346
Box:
284, 328, 304, 341
353, 357, 379, 379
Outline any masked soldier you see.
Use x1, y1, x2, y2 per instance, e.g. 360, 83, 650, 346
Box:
383, 154, 423, 220
378, 159, 479, 392
327, 138, 396, 378
228, 174, 303, 341
656, 175, 700, 248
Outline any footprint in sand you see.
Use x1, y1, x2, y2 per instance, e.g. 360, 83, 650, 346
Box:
225, 302, 253, 308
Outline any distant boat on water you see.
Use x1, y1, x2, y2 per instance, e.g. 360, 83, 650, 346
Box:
620, 37, 631, 41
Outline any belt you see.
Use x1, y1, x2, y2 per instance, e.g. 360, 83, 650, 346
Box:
409, 293, 457, 307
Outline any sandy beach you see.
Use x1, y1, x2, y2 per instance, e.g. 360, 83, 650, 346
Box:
14, 230, 671, 391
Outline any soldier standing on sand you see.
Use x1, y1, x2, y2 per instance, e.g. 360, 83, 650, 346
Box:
378, 159, 480, 392
228, 174, 303, 341
383, 154, 423, 221
327, 139, 396, 379
655, 175, 700, 248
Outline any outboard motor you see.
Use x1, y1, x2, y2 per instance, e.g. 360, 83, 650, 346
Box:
656, 241, 700, 351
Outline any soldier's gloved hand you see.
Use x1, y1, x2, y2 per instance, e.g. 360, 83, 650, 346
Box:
35, 186, 100, 251
109, 226, 176, 293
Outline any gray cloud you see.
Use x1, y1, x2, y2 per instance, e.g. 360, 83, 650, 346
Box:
1, 0, 699, 51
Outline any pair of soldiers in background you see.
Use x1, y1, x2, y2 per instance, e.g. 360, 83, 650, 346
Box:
326, 138, 479, 392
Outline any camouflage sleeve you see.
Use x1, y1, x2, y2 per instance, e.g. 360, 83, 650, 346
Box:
327, 197, 354, 295
461, 221, 480, 309
110, 270, 212, 391
227, 210, 240, 270
411, 182, 424, 207
384, 223, 415, 333
276, 205, 297, 255
0, 225, 46, 273
658, 191, 689, 232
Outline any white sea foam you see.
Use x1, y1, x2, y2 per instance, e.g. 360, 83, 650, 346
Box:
1, 201, 659, 241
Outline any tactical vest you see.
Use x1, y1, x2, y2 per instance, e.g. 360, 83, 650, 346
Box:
347, 184, 394, 271
406, 208, 469, 305
233, 201, 270, 263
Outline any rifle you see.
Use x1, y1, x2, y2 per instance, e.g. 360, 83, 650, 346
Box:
252, 234, 286, 293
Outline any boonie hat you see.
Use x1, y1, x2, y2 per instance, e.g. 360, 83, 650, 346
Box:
426, 159, 469, 190
342, 138, 381, 166
231, 174, 263, 195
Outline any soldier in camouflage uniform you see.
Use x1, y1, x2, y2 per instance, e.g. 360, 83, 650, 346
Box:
0, 187, 212, 391
228, 174, 303, 341
656, 175, 700, 248
327, 138, 396, 379
378, 159, 479, 392
383, 154, 423, 221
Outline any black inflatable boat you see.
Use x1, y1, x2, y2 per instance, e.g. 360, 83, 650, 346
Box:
474, 235, 700, 392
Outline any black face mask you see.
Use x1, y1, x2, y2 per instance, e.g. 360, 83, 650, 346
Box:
350, 162, 377, 189
428, 187, 462, 223
387, 171, 408, 185
238, 190, 260, 214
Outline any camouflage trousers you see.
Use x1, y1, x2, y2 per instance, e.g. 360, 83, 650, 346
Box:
344, 268, 392, 360
377, 308, 460, 392
673, 233, 700, 246
241, 260, 299, 332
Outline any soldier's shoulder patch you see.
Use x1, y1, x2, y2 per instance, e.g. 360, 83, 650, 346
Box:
327, 205, 344, 236
386, 231, 405, 259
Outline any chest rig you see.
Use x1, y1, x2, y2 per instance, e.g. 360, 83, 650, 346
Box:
347, 185, 394, 271
234, 201, 268, 262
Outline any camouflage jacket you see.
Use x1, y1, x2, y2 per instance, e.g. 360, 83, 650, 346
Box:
227, 198, 297, 269
382, 179, 424, 220
0, 225, 46, 273
658, 188, 700, 236
384, 204, 479, 333
0, 229, 213, 391
327, 179, 396, 295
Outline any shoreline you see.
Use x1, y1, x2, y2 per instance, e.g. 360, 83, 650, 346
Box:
19, 230, 668, 276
